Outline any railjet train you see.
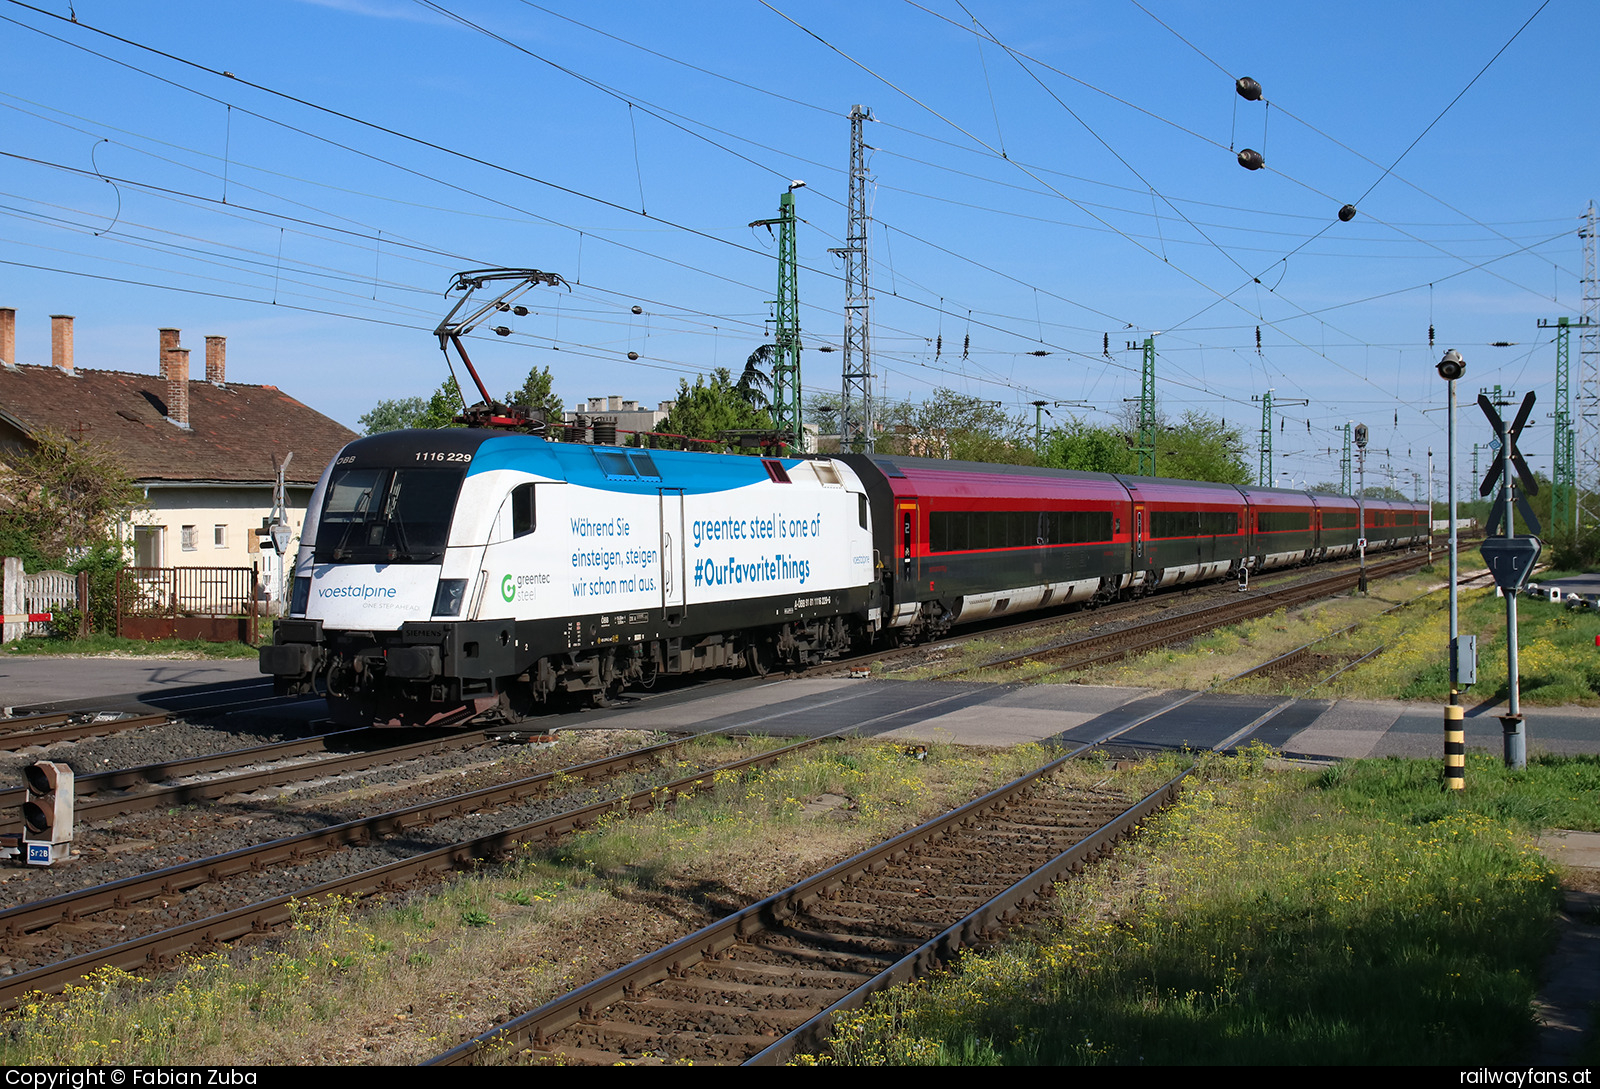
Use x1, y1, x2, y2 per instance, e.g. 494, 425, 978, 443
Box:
260, 428, 1430, 726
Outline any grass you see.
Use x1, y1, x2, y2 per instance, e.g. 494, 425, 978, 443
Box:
0, 734, 1118, 1066
982, 564, 1600, 706
2, 629, 265, 659
813, 746, 1593, 1066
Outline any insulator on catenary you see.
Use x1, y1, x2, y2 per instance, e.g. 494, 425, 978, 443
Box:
1429, 323, 1435, 348
1236, 76, 1263, 101
627, 351, 639, 360
631, 305, 642, 315
512, 305, 529, 316
1339, 204, 1357, 222
493, 326, 511, 337
1103, 333, 1110, 357
935, 334, 942, 360
1238, 148, 1265, 170
963, 334, 970, 360
1255, 326, 1262, 353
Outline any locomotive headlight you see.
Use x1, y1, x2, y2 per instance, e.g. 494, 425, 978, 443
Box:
432, 578, 468, 617
290, 577, 311, 616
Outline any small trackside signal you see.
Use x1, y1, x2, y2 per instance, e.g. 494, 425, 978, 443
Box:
21, 760, 74, 865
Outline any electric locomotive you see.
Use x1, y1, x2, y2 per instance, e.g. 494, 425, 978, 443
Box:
261, 428, 879, 726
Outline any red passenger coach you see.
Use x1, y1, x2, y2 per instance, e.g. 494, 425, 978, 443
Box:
1119, 475, 1249, 590
1233, 484, 1319, 571
842, 454, 1133, 642
840, 453, 1431, 648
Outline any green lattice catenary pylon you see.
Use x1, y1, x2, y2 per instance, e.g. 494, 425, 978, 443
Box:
751, 187, 803, 450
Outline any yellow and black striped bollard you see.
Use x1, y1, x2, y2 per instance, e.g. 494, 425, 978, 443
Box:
1444, 701, 1465, 790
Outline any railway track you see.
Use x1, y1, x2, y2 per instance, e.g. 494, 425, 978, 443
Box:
0, 689, 313, 750
427, 751, 1189, 1065
924, 545, 1461, 682
0, 679, 992, 1007
0, 725, 495, 836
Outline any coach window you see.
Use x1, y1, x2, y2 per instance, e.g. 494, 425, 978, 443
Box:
511, 483, 536, 537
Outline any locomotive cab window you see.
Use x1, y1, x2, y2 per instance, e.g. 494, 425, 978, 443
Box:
511, 483, 536, 538
314, 465, 466, 563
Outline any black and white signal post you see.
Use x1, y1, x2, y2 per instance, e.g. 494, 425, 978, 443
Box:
1478, 389, 1541, 770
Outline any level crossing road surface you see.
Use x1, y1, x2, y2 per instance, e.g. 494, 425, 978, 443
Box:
3, 655, 1598, 760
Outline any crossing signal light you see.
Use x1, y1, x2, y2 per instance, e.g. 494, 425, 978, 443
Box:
22, 761, 74, 847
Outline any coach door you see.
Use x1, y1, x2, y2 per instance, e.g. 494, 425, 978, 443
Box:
897, 501, 919, 587
659, 488, 685, 623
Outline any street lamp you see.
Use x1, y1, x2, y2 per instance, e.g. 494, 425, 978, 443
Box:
1437, 348, 1466, 790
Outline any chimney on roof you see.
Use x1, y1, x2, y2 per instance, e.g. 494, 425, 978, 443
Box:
165, 347, 190, 429
608, 395, 621, 412
159, 328, 180, 380
0, 308, 14, 371
205, 335, 226, 387
50, 315, 74, 376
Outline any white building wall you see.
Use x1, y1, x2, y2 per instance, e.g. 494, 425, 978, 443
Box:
126, 483, 315, 604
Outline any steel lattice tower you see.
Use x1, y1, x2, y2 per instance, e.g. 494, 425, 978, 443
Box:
1579, 203, 1599, 528
752, 188, 804, 449
1541, 316, 1579, 535
833, 105, 875, 453
1135, 336, 1157, 475
1257, 389, 1274, 486
1253, 388, 1307, 486
1341, 423, 1353, 495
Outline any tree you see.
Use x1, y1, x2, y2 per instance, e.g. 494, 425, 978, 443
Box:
736, 344, 773, 410
416, 376, 466, 429
359, 397, 428, 435
804, 392, 843, 453
1158, 411, 1251, 485
0, 429, 140, 563
879, 389, 1034, 464
1040, 409, 1250, 484
1041, 420, 1134, 474
358, 375, 466, 433
0, 429, 139, 634
503, 364, 566, 420
656, 368, 772, 445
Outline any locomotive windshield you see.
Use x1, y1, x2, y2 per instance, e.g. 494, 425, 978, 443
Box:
313, 465, 466, 563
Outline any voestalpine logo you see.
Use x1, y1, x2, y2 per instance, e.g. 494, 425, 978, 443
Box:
316, 585, 396, 599
501, 574, 516, 602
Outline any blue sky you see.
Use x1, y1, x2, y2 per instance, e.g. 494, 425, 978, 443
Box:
1, 0, 1592, 496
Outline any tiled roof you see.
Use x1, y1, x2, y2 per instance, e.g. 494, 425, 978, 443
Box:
0, 364, 355, 485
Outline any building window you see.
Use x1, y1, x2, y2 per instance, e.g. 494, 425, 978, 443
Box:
181, 525, 198, 551
133, 525, 164, 568
214, 524, 228, 548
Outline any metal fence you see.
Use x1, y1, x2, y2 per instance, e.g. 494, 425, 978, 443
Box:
115, 566, 259, 644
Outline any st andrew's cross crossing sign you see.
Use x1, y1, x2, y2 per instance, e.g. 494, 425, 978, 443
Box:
1479, 391, 1540, 537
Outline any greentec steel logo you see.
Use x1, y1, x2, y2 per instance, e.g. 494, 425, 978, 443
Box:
501, 574, 516, 602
